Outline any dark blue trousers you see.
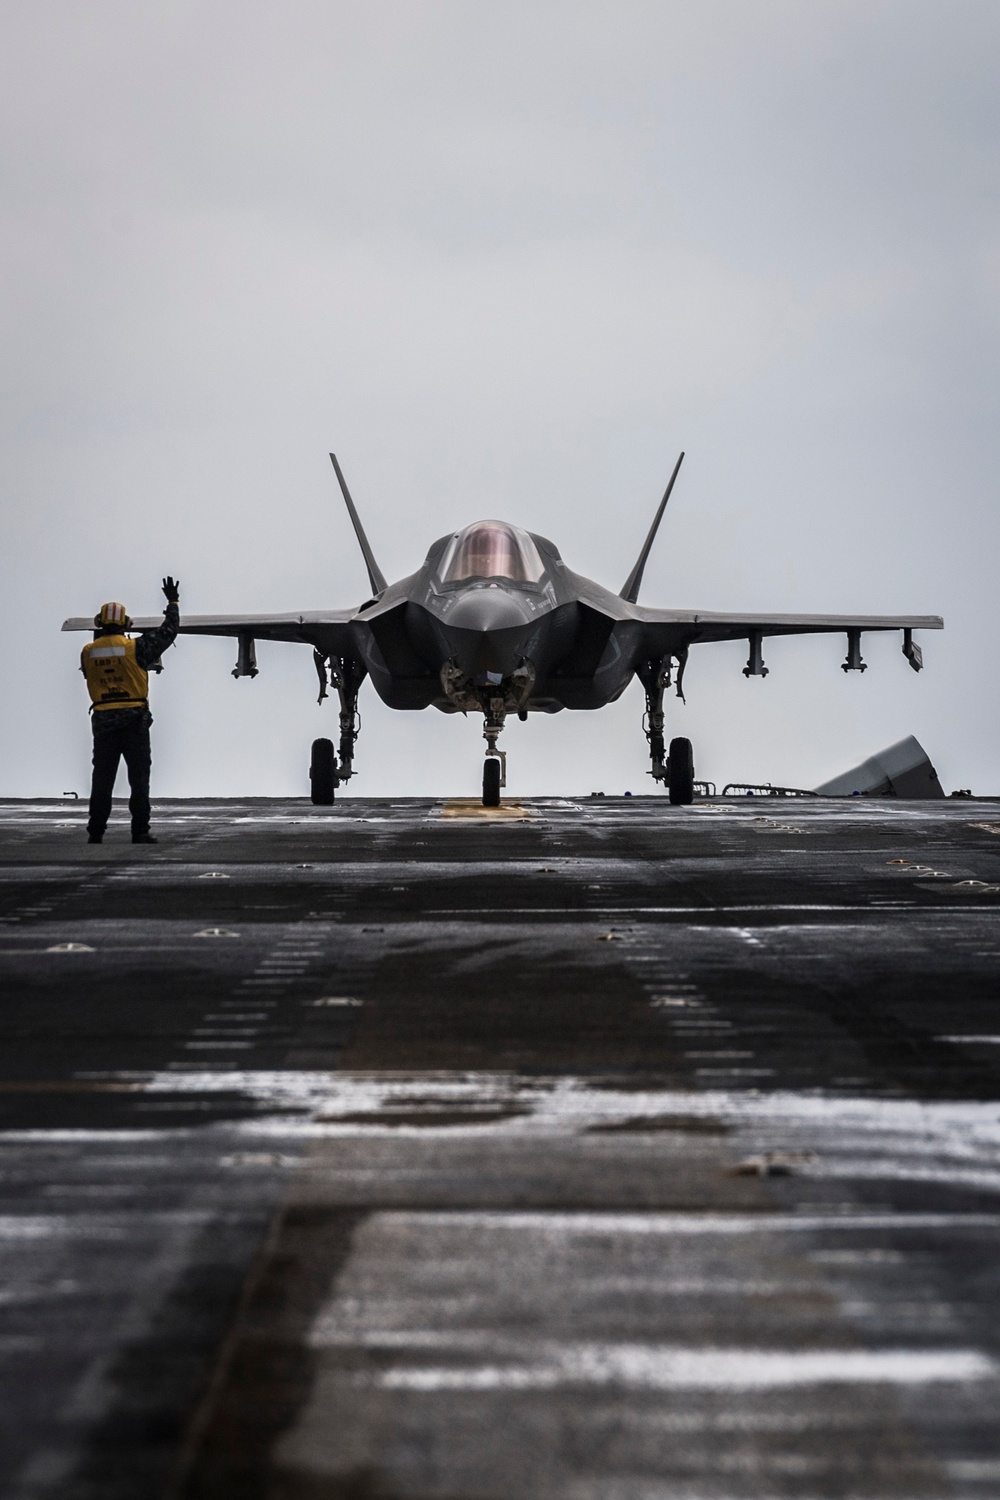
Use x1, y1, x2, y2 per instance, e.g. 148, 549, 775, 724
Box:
87, 713, 152, 838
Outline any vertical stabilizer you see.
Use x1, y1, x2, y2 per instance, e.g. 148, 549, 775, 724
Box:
620, 452, 684, 604
329, 453, 388, 596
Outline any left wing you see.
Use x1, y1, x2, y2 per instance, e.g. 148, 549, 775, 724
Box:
62, 610, 356, 648
632, 608, 943, 673
61, 611, 359, 682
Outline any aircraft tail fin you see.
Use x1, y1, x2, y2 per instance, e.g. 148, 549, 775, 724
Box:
329, 453, 388, 596
619, 451, 684, 604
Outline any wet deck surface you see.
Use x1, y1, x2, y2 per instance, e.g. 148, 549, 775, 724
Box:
1, 794, 999, 1498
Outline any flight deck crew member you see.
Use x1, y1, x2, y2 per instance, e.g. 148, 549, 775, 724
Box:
81, 578, 180, 844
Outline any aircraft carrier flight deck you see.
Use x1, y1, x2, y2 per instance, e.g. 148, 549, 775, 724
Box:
1, 793, 999, 1499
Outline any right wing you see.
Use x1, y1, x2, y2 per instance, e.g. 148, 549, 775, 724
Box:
631, 608, 943, 673
634, 608, 943, 646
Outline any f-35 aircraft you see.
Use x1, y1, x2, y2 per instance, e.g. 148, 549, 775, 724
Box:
63, 453, 942, 806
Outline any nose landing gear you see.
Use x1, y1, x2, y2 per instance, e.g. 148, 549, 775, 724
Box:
483, 704, 506, 807
483, 756, 503, 807
440, 658, 532, 808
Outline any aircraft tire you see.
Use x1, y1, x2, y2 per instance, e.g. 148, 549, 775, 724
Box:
483, 758, 502, 808
310, 738, 337, 805
667, 736, 694, 806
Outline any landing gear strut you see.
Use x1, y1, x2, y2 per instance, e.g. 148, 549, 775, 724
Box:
311, 653, 366, 803
482, 701, 506, 808
440, 658, 534, 808
638, 655, 695, 805
638, 659, 670, 783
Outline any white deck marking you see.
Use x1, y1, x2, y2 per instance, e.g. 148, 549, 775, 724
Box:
426, 904, 931, 914
372, 1210, 1000, 1235
184, 1041, 255, 1050
367, 1343, 994, 1391
938, 1035, 1000, 1044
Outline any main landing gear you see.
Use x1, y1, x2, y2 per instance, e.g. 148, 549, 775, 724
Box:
638, 655, 695, 805
310, 654, 366, 805
667, 735, 694, 806
309, 737, 337, 804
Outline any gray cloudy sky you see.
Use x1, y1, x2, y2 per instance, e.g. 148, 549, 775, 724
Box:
2, 1, 997, 798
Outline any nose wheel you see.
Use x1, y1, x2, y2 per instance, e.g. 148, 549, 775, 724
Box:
482, 703, 507, 806
483, 757, 502, 807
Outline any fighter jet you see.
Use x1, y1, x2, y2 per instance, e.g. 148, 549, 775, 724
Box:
63, 453, 943, 806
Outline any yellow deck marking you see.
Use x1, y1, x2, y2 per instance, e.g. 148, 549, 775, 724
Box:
438, 799, 533, 821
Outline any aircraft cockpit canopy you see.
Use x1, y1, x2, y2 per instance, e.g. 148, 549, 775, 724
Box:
439, 521, 546, 584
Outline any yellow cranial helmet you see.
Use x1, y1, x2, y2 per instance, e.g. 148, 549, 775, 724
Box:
96, 601, 129, 629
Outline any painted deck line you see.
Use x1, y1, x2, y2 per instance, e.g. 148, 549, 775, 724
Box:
120, 1072, 1000, 1160
0, 1210, 211, 1236
425, 904, 929, 914
0, 1129, 173, 1142
803, 1160, 1000, 1192
0, 945, 228, 955
437, 800, 533, 821
375, 1210, 1000, 1234
0, 1217, 75, 1240
365, 1344, 995, 1392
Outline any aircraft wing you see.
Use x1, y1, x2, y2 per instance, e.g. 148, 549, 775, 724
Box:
61, 611, 358, 655
634, 608, 943, 645
633, 608, 943, 672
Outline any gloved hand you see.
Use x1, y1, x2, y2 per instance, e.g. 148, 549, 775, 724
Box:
162, 576, 180, 604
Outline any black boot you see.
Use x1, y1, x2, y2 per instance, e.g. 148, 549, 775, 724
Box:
132, 834, 158, 844
87, 833, 103, 844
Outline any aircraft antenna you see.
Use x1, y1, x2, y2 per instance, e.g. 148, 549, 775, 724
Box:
619, 451, 685, 604
329, 453, 388, 596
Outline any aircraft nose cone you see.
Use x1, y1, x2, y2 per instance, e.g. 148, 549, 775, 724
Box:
446, 589, 531, 633
443, 588, 534, 678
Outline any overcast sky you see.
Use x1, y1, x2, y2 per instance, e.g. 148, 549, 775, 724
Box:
2, 0, 997, 799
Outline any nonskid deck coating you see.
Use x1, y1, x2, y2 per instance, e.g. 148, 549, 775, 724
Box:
0, 796, 998, 1498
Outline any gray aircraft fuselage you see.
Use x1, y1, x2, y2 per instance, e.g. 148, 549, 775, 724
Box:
355, 527, 635, 716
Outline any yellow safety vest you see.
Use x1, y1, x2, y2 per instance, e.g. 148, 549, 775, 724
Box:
81, 635, 149, 712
